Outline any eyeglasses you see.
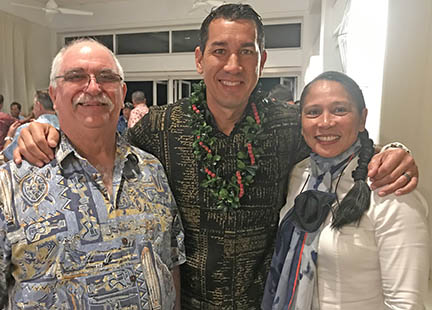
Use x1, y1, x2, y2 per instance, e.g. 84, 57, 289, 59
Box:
55, 71, 123, 88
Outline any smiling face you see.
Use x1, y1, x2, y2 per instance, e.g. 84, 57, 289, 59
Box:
301, 80, 367, 158
195, 18, 267, 113
50, 41, 126, 136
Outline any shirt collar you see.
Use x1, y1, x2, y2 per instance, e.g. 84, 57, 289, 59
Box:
56, 131, 135, 170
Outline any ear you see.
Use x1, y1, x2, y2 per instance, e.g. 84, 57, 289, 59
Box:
359, 108, 368, 131
195, 46, 204, 75
259, 50, 267, 76
49, 86, 57, 111
121, 83, 127, 103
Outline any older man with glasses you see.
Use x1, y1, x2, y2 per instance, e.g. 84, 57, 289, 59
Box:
0, 39, 185, 310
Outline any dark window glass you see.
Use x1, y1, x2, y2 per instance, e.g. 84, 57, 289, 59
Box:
64, 35, 114, 51
172, 30, 200, 53
124, 81, 153, 106
264, 23, 301, 48
156, 82, 168, 106
117, 32, 169, 54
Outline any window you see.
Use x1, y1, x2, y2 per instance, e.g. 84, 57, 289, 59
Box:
64, 35, 114, 51
264, 23, 301, 48
117, 32, 169, 54
172, 30, 200, 53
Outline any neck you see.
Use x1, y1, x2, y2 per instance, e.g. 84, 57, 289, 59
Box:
66, 129, 117, 195
207, 100, 248, 135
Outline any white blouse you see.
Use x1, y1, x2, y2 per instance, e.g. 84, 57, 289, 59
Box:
280, 157, 430, 310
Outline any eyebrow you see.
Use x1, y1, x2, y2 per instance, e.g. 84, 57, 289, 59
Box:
63, 67, 116, 74
63, 67, 85, 73
209, 41, 257, 48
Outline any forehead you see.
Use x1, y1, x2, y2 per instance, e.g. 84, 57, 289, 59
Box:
61, 42, 117, 73
207, 18, 258, 44
304, 80, 352, 103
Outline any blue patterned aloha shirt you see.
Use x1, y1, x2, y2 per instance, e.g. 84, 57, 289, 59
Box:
0, 132, 186, 309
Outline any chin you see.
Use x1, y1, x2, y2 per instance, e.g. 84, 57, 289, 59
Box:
313, 148, 340, 158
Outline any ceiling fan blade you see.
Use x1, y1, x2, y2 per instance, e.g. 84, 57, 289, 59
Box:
190, 2, 206, 10
10, 2, 44, 10
57, 7, 94, 16
207, 0, 224, 6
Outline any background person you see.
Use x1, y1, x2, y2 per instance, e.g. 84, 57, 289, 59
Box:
117, 101, 133, 135
12, 5, 419, 309
268, 84, 295, 105
0, 107, 17, 151
9, 101, 23, 120
2, 89, 59, 160
262, 71, 429, 310
128, 90, 148, 128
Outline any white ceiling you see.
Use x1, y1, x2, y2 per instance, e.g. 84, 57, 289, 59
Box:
1, 0, 315, 33
30, 0, 124, 5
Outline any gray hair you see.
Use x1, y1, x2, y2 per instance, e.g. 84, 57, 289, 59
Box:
49, 38, 124, 88
35, 89, 54, 111
131, 90, 146, 103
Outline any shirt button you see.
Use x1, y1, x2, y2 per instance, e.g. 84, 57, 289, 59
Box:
122, 238, 128, 245
130, 275, 136, 282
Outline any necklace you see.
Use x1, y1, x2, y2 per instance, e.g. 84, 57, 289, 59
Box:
188, 81, 265, 211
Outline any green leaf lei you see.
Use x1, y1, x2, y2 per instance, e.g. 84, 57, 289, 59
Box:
188, 81, 265, 211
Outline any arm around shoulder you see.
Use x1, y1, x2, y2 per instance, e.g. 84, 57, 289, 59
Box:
13, 122, 59, 166
372, 191, 430, 308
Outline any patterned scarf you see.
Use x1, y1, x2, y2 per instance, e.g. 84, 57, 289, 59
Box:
262, 140, 361, 310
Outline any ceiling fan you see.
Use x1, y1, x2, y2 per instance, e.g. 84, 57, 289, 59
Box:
11, 0, 94, 16
189, 0, 225, 13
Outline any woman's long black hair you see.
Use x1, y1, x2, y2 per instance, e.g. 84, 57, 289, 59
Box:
300, 71, 375, 229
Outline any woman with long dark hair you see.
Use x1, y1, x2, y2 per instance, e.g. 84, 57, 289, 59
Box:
262, 71, 429, 309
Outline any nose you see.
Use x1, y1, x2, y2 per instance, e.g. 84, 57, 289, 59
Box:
224, 53, 242, 74
318, 111, 336, 128
84, 74, 102, 94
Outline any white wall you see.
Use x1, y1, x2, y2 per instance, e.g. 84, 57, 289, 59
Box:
0, 10, 56, 115
380, 0, 432, 291
380, 0, 432, 206
51, 0, 312, 32
49, 0, 319, 88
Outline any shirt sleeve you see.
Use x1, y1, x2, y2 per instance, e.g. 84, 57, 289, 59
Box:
155, 161, 186, 269
0, 167, 13, 308
2, 123, 27, 160
169, 209, 186, 268
372, 192, 430, 309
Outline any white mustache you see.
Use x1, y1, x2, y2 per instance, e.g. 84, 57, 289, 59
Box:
72, 93, 114, 110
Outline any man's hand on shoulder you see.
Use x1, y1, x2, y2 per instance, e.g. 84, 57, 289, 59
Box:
13, 122, 60, 167
368, 147, 418, 196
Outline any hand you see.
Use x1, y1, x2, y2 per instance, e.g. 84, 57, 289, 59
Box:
13, 122, 59, 167
6, 121, 21, 137
368, 148, 418, 196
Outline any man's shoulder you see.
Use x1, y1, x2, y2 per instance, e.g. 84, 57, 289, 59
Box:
142, 102, 188, 128
0, 112, 15, 122
0, 157, 59, 188
0, 112, 13, 118
128, 143, 162, 164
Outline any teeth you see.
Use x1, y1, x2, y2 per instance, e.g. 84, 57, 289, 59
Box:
317, 135, 339, 141
82, 103, 105, 106
221, 80, 241, 86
